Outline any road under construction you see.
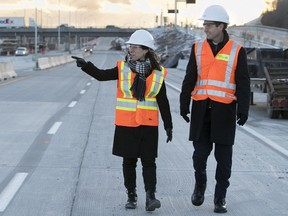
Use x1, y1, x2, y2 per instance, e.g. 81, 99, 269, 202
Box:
0, 33, 287, 215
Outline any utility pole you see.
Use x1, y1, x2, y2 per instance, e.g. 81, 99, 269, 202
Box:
173, 0, 196, 27
58, 0, 61, 50
174, 0, 177, 28
34, 7, 38, 70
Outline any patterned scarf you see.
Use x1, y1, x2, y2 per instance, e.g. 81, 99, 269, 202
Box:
127, 55, 152, 101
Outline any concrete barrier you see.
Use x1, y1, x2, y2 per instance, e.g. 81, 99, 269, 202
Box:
38, 57, 50, 70
0, 62, 17, 81
37, 54, 84, 70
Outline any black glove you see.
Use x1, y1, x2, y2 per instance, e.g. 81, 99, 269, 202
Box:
180, 109, 190, 123
71, 56, 87, 68
165, 128, 173, 143
237, 113, 248, 126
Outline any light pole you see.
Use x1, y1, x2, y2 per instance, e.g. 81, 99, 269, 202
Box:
173, 0, 196, 27
34, 7, 38, 69
58, 0, 61, 50
174, 0, 177, 28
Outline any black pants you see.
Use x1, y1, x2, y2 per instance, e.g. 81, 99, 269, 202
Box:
193, 109, 233, 199
123, 157, 156, 192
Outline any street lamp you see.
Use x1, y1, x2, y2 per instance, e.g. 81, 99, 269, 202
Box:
58, 0, 61, 50
172, 0, 196, 27
34, 7, 38, 69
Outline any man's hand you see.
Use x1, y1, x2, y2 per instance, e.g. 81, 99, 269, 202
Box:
180, 109, 190, 123
237, 113, 248, 126
165, 128, 173, 143
71, 56, 87, 68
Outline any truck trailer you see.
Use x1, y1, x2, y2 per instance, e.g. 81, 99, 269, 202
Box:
246, 47, 288, 118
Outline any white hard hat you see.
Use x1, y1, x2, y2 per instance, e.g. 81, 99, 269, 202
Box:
199, 5, 229, 24
126, 29, 156, 50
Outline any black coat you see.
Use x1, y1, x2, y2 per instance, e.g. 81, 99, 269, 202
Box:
180, 31, 250, 145
82, 62, 173, 158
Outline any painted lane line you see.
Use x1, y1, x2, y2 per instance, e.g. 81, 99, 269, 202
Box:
68, 101, 77, 108
87, 82, 91, 86
241, 125, 288, 158
80, 90, 86, 94
0, 172, 29, 212
47, 122, 62, 135
166, 82, 181, 92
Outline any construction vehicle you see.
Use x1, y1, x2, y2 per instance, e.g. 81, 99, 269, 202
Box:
246, 48, 288, 119
0, 38, 19, 55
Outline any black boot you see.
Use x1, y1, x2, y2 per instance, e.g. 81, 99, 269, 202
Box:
214, 197, 227, 213
125, 189, 137, 209
191, 183, 206, 206
145, 191, 161, 211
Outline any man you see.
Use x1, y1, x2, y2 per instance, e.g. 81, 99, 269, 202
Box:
180, 5, 250, 213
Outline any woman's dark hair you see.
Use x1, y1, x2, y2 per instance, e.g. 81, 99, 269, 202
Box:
140, 46, 162, 71
125, 45, 162, 71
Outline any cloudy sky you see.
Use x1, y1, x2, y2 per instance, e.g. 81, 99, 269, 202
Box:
0, 0, 271, 28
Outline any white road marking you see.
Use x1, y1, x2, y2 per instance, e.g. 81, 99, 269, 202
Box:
80, 90, 86, 94
241, 125, 288, 158
166, 82, 181, 92
0, 172, 29, 212
47, 122, 62, 134
68, 101, 77, 108
87, 82, 91, 86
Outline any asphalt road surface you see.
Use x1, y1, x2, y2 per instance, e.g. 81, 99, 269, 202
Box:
0, 49, 287, 216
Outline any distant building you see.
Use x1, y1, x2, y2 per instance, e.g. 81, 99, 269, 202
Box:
0, 17, 25, 28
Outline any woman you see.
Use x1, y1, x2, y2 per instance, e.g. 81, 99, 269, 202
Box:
72, 29, 173, 212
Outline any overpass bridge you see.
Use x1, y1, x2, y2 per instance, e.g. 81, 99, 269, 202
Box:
0, 27, 137, 39
0, 26, 138, 53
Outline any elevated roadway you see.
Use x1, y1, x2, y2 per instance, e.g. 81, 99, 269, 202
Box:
0, 27, 137, 39
0, 46, 287, 215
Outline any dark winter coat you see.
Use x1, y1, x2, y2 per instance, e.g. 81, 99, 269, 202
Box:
82, 62, 173, 158
180, 31, 250, 145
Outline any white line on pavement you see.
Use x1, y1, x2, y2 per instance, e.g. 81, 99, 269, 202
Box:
47, 122, 62, 134
241, 125, 288, 158
166, 82, 181, 92
87, 82, 91, 86
0, 172, 29, 212
68, 101, 77, 108
80, 90, 86, 94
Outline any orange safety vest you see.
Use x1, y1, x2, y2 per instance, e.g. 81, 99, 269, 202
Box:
192, 39, 241, 104
115, 61, 167, 127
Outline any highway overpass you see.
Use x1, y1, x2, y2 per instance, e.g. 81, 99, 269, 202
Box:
0, 26, 137, 38
0, 26, 138, 53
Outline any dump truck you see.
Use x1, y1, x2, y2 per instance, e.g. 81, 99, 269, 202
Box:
246, 48, 288, 119
0, 39, 19, 55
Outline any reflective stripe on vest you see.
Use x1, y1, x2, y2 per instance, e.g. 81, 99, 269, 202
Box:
118, 61, 133, 98
146, 67, 165, 97
193, 40, 240, 103
118, 62, 165, 99
115, 61, 166, 127
116, 98, 137, 111
137, 98, 158, 110
116, 98, 157, 111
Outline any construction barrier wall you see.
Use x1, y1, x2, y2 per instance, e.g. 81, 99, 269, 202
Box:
0, 62, 17, 81
37, 54, 83, 70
